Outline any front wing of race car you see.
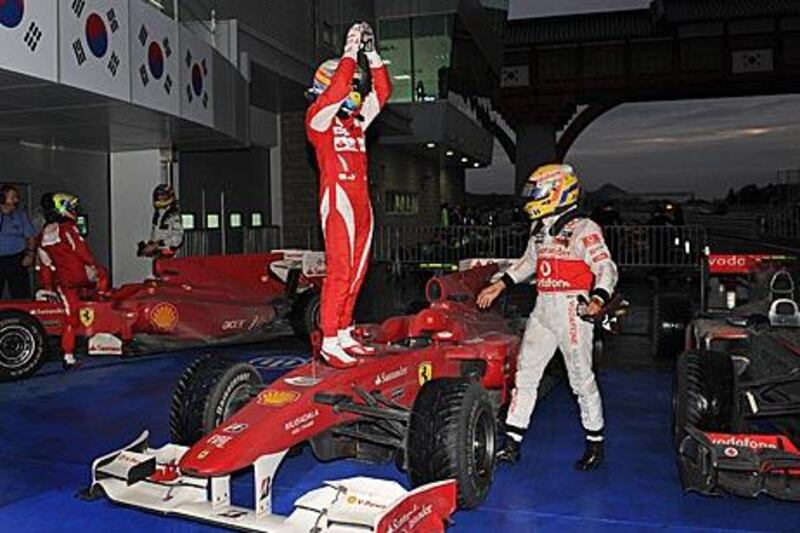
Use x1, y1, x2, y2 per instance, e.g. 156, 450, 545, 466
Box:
87, 431, 457, 532
678, 426, 800, 501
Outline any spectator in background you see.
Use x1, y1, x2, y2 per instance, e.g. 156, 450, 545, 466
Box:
0, 184, 37, 299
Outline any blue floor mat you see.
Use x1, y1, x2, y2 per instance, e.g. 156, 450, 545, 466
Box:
0, 341, 796, 532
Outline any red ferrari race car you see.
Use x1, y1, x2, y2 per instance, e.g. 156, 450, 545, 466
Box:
674, 263, 800, 501
84, 263, 526, 531
0, 250, 324, 381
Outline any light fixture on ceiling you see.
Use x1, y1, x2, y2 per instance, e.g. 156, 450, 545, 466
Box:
393, 74, 411, 80
446, 150, 454, 156
473, 162, 480, 168
426, 142, 436, 149
461, 157, 468, 163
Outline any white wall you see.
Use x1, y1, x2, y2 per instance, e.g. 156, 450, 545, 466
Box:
110, 150, 164, 284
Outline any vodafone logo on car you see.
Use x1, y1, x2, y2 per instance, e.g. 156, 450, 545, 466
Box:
707, 254, 769, 274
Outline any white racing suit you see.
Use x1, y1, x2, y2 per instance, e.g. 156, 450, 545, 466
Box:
150, 206, 184, 257
502, 209, 618, 441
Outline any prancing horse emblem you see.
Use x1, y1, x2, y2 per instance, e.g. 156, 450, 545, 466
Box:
79, 307, 95, 327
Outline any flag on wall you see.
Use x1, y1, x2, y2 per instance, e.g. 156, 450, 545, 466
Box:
731, 49, 774, 74
179, 25, 214, 127
0, 0, 57, 81
59, 0, 130, 101
130, 0, 179, 114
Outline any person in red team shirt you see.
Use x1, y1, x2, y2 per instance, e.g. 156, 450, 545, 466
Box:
305, 22, 391, 367
37, 193, 108, 369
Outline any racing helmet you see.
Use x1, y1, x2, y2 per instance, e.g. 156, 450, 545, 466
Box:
306, 58, 364, 115
50, 193, 80, 220
153, 184, 176, 209
521, 163, 580, 220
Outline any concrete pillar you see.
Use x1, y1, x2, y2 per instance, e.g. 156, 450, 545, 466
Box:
110, 150, 169, 284
514, 122, 557, 193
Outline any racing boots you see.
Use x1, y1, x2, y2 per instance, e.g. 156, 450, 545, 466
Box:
62, 353, 82, 371
320, 337, 358, 369
496, 432, 522, 464
338, 327, 375, 356
575, 435, 604, 471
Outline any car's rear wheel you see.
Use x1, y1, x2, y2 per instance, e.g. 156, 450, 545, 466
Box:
0, 311, 47, 382
169, 355, 263, 445
673, 350, 738, 449
407, 378, 497, 509
290, 290, 320, 340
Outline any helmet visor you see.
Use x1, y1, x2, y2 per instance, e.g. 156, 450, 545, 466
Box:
521, 180, 557, 201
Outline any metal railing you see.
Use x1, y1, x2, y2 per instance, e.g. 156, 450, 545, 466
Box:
182, 226, 282, 257
761, 206, 800, 239
180, 224, 708, 270
373, 224, 707, 270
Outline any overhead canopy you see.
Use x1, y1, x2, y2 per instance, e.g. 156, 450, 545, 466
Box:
508, 0, 652, 20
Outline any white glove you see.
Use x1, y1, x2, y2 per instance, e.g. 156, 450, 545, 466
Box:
344, 23, 362, 58
360, 22, 383, 67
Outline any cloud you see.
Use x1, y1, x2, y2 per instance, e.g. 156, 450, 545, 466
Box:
469, 95, 800, 199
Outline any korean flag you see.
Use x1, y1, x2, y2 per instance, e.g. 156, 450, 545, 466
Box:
59, 0, 130, 102
130, 0, 178, 114
0, 0, 57, 81
180, 25, 214, 127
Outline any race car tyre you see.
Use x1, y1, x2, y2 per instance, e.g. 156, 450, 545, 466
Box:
673, 350, 738, 449
290, 290, 320, 340
653, 294, 693, 358
407, 378, 496, 509
169, 355, 263, 445
0, 311, 47, 382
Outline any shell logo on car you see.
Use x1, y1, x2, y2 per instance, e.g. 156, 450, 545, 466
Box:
149, 302, 179, 332
257, 389, 300, 407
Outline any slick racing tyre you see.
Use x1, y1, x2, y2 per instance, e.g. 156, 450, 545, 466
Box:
290, 289, 320, 340
673, 350, 738, 449
169, 355, 263, 445
0, 311, 47, 382
407, 378, 497, 509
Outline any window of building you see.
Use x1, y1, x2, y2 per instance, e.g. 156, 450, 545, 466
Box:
386, 191, 419, 215
411, 14, 453, 102
378, 18, 413, 102
379, 14, 454, 103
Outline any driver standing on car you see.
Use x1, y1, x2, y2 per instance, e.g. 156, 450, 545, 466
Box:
37, 193, 108, 370
305, 22, 391, 368
477, 164, 618, 471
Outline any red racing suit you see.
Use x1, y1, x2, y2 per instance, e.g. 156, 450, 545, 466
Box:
305, 52, 391, 337
37, 220, 108, 355
501, 209, 618, 437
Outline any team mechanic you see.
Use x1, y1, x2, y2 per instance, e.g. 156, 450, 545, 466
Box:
305, 21, 391, 367
37, 193, 109, 370
477, 164, 618, 471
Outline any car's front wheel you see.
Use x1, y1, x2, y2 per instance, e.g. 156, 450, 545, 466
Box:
407, 378, 497, 509
0, 311, 47, 382
673, 350, 738, 449
169, 355, 263, 445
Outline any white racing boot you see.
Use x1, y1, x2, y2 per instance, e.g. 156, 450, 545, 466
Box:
338, 326, 375, 356
320, 337, 358, 369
